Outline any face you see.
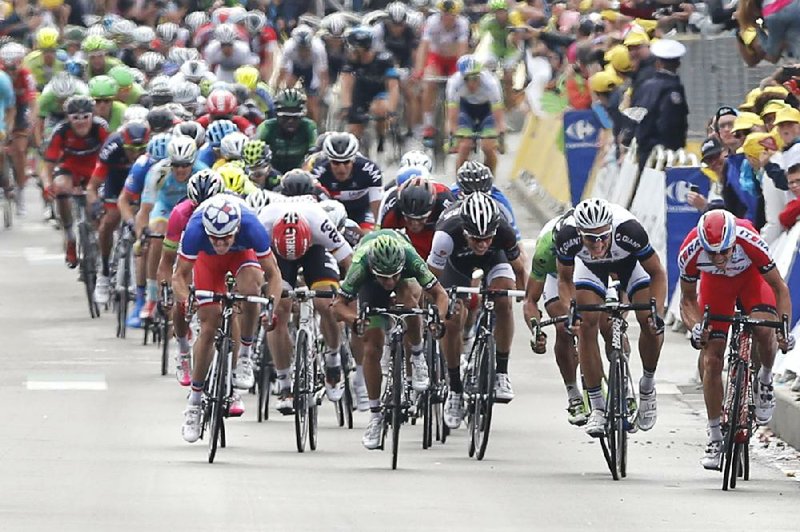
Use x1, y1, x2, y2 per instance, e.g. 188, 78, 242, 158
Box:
331, 159, 353, 181
404, 215, 427, 234
388, 22, 405, 36
221, 43, 234, 58
465, 75, 480, 91
68, 112, 93, 136
442, 13, 456, 27
172, 162, 193, 181
94, 98, 113, 118
375, 273, 400, 290
465, 232, 493, 255
494, 9, 508, 24
249, 166, 269, 186
778, 122, 800, 145
709, 246, 733, 268
42, 50, 56, 66
278, 115, 300, 134
763, 113, 776, 131
788, 171, 800, 198
716, 115, 737, 146
124, 146, 145, 162
579, 225, 612, 259
89, 53, 105, 72
210, 233, 236, 255
703, 152, 725, 174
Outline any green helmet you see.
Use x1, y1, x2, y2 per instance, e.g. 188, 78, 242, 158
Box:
82, 35, 112, 53
89, 75, 119, 98
488, 0, 508, 10
242, 139, 272, 168
275, 88, 307, 115
108, 65, 134, 88
199, 78, 213, 98
367, 234, 405, 277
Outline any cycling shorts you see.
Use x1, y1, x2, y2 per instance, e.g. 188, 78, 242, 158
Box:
347, 86, 389, 125
55, 165, 92, 188
193, 249, 261, 306
542, 274, 559, 307
276, 245, 340, 291
699, 267, 777, 335
291, 65, 318, 96
149, 200, 177, 225
425, 52, 458, 76
440, 250, 515, 298
574, 256, 650, 300
358, 278, 420, 329
13, 104, 30, 132
456, 101, 496, 138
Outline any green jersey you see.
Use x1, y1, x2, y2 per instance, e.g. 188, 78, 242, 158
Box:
530, 217, 559, 282
121, 83, 144, 106
340, 229, 438, 299
37, 82, 90, 118
88, 57, 123, 79
256, 117, 317, 173
22, 50, 64, 91
103, 101, 127, 132
478, 14, 513, 58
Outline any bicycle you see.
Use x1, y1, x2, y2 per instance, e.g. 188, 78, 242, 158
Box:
285, 287, 336, 453
189, 273, 273, 464
422, 75, 449, 173
357, 304, 444, 470
0, 152, 13, 229
699, 307, 788, 491
447, 273, 525, 461
72, 193, 101, 319
158, 282, 173, 377
418, 301, 449, 449
251, 302, 275, 423
334, 326, 355, 430
141, 231, 165, 347
568, 298, 657, 480
110, 223, 136, 338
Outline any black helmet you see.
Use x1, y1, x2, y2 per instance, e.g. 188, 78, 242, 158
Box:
64, 94, 95, 115
346, 26, 374, 49
146, 106, 175, 133
230, 83, 249, 105
280, 169, 316, 197
456, 160, 493, 194
460, 192, 500, 238
397, 176, 436, 218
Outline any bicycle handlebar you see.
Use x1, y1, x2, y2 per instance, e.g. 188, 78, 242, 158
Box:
700, 305, 789, 352
356, 304, 442, 337
281, 287, 335, 301
569, 298, 658, 328
191, 288, 273, 307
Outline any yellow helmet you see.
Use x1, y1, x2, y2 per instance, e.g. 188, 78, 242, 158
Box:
589, 71, 620, 94
234, 66, 260, 91
36, 27, 60, 50
605, 44, 633, 74
436, 0, 463, 15
218, 162, 247, 195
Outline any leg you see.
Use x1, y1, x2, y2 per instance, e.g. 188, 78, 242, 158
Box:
481, 138, 498, 175
361, 325, 385, 449
231, 264, 263, 391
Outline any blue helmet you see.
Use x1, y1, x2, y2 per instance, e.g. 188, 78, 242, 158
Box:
201, 195, 242, 237
396, 165, 430, 188
456, 54, 481, 77
206, 119, 238, 148
146, 133, 172, 161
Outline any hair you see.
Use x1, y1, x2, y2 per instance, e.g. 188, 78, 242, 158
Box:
788, 163, 800, 175
736, 0, 763, 32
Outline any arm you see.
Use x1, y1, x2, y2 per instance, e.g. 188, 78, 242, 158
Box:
414, 40, 429, 76
679, 278, 702, 330
135, 202, 154, 238
425, 282, 449, 321
157, 249, 178, 286
117, 189, 137, 225
639, 253, 667, 313
386, 78, 399, 115
172, 257, 194, 305
337, 254, 352, 277
339, 71, 354, 110
332, 295, 359, 326
557, 261, 576, 307
259, 253, 283, 304
522, 277, 545, 330
510, 254, 527, 291
763, 267, 792, 326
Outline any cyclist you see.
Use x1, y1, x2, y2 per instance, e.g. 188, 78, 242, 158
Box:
202, 24, 259, 83
523, 212, 589, 426
137, 136, 209, 320
451, 161, 521, 241
413, 0, 469, 140
197, 89, 255, 136
0, 69, 13, 204
218, 161, 258, 197
108, 65, 145, 106
87, 120, 151, 305
158, 169, 224, 387
332, 230, 449, 449
245, 10, 278, 83
23, 27, 64, 91
255, 88, 318, 174
446, 56, 506, 175
242, 139, 281, 191
339, 26, 400, 143
212, 131, 249, 171
678, 210, 793, 469
428, 192, 526, 428
89, 76, 127, 132
234, 65, 275, 120
555, 198, 666, 438
36, 73, 89, 149
173, 194, 283, 443
82, 36, 122, 78
259, 202, 354, 412
42, 95, 110, 267
278, 24, 328, 124
198, 119, 238, 168
476, 0, 525, 107
278, 168, 331, 201
307, 132, 381, 225
318, 13, 350, 86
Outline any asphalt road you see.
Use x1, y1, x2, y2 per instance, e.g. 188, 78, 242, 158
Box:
0, 144, 798, 531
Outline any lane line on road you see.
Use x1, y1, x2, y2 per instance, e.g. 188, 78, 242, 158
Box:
25, 373, 107, 391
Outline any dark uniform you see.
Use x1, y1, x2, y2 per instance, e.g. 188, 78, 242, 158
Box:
632, 70, 688, 166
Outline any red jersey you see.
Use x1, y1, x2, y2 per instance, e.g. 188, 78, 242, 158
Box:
45, 117, 110, 183
5, 67, 36, 105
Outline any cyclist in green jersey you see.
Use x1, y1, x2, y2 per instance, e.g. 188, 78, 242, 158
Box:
477, 0, 525, 106
108, 65, 144, 106
89, 76, 127, 132
23, 27, 64, 91
255, 88, 317, 174
332, 230, 449, 450
81, 36, 122, 79
35, 72, 89, 146
522, 212, 589, 426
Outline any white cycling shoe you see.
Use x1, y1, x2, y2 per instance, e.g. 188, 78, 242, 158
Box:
362, 416, 382, 450
182, 405, 202, 443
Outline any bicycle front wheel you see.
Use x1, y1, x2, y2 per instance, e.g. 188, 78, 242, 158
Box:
391, 337, 404, 470
722, 361, 745, 491
294, 329, 310, 453
160, 310, 170, 376
257, 339, 273, 423
473, 336, 496, 461
208, 339, 230, 463
79, 223, 100, 319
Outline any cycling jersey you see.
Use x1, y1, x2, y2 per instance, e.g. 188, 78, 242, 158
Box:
5, 66, 36, 106
339, 229, 438, 300
44, 117, 110, 184
446, 71, 503, 108
164, 198, 196, 252
202, 41, 258, 83
255, 117, 317, 174
37, 81, 90, 120
99, 101, 127, 133
142, 159, 209, 222
530, 218, 559, 283
421, 13, 470, 57
311, 155, 383, 225
342, 52, 399, 122
92, 132, 136, 203
450, 185, 521, 240
124, 154, 159, 200
280, 37, 328, 92
254, 26, 279, 66
378, 182, 455, 259
180, 199, 271, 261
374, 22, 418, 69
477, 14, 519, 61
86, 57, 123, 78
22, 50, 64, 90
197, 143, 217, 168
258, 201, 352, 262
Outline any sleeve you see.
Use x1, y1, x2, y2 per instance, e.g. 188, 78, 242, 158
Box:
280, 41, 295, 69
487, 75, 503, 108
555, 225, 581, 265
764, 162, 789, 191
421, 17, 433, 43
614, 219, 655, 261
44, 126, 64, 162
779, 198, 800, 229
164, 204, 186, 251
677, 230, 701, 282
242, 211, 273, 257
737, 224, 776, 273
497, 220, 521, 261
445, 75, 460, 106
530, 235, 556, 282
140, 167, 160, 205
20, 70, 36, 105
377, 190, 398, 227
178, 216, 203, 261
93, 139, 117, 182
409, 246, 439, 290
312, 209, 352, 259
456, 17, 469, 43
427, 230, 454, 269
339, 257, 369, 299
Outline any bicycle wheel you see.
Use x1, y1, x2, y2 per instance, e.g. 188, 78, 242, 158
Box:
722, 361, 744, 491
421, 328, 436, 449
604, 355, 621, 481
616, 357, 629, 479
473, 335, 496, 461
208, 339, 230, 463
257, 339, 272, 423
309, 353, 320, 451
294, 329, 310, 453
78, 223, 100, 319
115, 251, 130, 339
160, 308, 170, 376
391, 337, 404, 470
465, 339, 480, 458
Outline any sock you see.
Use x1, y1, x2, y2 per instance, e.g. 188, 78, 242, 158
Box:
588, 386, 606, 411
135, 285, 145, 305
355, 364, 365, 386
640, 368, 656, 394
448, 367, 463, 394
708, 417, 723, 442
101, 255, 110, 277
64, 224, 75, 241
189, 381, 204, 405
496, 352, 509, 374
325, 349, 341, 368
369, 399, 381, 418
566, 382, 582, 402
277, 368, 291, 390
411, 342, 423, 357
146, 279, 158, 302
239, 336, 253, 359
177, 335, 191, 354
758, 365, 773, 386
423, 112, 433, 127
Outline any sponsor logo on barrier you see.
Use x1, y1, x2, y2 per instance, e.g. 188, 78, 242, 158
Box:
666, 180, 697, 213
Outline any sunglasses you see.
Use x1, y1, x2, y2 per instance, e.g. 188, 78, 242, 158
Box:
465, 233, 495, 243
124, 143, 147, 151
707, 247, 733, 257
579, 230, 612, 243
172, 162, 192, 168
209, 234, 236, 243
404, 213, 431, 221
373, 271, 401, 280
331, 160, 353, 166
68, 113, 91, 121
95, 98, 113, 104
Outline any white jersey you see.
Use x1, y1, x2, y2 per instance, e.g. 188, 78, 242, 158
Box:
421, 13, 469, 56
203, 41, 258, 83
445, 71, 503, 106
280, 37, 328, 72
258, 201, 352, 262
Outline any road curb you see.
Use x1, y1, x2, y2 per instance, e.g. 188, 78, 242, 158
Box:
769, 385, 800, 450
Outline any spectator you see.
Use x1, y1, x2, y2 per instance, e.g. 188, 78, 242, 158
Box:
760, 99, 790, 132
624, 27, 656, 100
778, 145, 800, 229
775, 106, 800, 147
688, 136, 726, 212
711, 106, 742, 154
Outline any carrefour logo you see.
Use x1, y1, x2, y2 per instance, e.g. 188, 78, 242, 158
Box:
565, 120, 597, 142
666, 180, 698, 213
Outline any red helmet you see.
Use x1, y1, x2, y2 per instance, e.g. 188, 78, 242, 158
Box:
272, 211, 312, 260
697, 209, 737, 253
206, 89, 238, 116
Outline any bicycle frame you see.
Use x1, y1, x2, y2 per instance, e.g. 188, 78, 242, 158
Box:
72, 193, 100, 319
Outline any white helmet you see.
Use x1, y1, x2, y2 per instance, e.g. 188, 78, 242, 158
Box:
185, 11, 209, 31
201, 195, 242, 237
319, 199, 348, 230
172, 81, 200, 104
167, 136, 198, 165
132, 26, 156, 46
214, 24, 238, 44
459, 192, 500, 238
180, 60, 209, 83
573, 198, 613, 230
400, 150, 433, 172
50, 72, 79, 99
123, 104, 150, 124
172, 121, 206, 147
323, 132, 359, 162
246, 189, 271, 211
220, 131, 249, 160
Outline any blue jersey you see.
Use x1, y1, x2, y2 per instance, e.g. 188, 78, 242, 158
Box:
450, 184, 521, 241
141, 159, 209, 208
124, 154, 159, 198
197, 144, 217, 168
0, 70, 15, 133
179, 199, 272, 260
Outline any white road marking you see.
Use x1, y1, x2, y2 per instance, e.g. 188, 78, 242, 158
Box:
25, 373, 107, 391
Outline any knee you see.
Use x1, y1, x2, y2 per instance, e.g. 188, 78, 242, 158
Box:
703, 350, 724, 375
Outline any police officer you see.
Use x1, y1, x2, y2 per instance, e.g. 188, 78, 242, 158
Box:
632, 39, 689, 171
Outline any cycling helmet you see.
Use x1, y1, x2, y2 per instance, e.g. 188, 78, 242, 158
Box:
180, 60, 209, 83
89, 75, 118, 99
172, 81, 201, 105
291, 25, 314, 48
86, 25, 109, 40
50, 72, 79, 99
36, 27, 60, 50
110, 19, 136, 43
122, 105, 145, 124
202, 195, 242, 237
323, 132, 359, 162
230, 83, 249, 105
120, 120, 151, 147
234, 66, 260, 91
0, 43, 25, 66
168, 136, 198, 165
396, 165, 430, 187
386, 2, 408, 23
172, 121, 206, 146
346, 26, 374, 49
243, 139, 272, 168
138, 52, 165, 75
206, 119, 238, 148
156, 22, 180, 44
321, 14, 347, 38
273, 211, 313, 260
64, 25, 87, 44
214, 24, 238, 45
207, 89, 238, 115
131, 26, 156, 48
84, 35, 114, 54
400, 150, 433, 172
185, 11, 209, 32
311, 131, 334, 155
281, 169, 316, 196
243, 189, 268, 211
228, 6, 247, 25
697, 209, 737, 253
147, 106, 175, 132
368, 234, 405, 276
573, 198, 613, 230
397, 177, 436, 218
220, 131, 249, 160
169, 47, 200, 65
457, 54, 481, 77
407, 11, 424, 32
245, 11, 267, 34
187, 169, 224, 205
218, 162, 247, 194
456, 160, 493, 193
488, 0, 508, 10
275, 88, 307, 116
63, 94, 95, 115
460, 192, 499, 238
108, 65, 134, 89
147, 133, 172, 160
436, 0, 464, 14
319, 199, 348, 230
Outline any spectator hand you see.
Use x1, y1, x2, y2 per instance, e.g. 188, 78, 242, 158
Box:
686, 191, 708, 211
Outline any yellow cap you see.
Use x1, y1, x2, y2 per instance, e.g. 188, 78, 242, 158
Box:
623, 28, 649, 47
605, 44, 633, 73
761, 99, 789, 117
742, 132, 778, 160
600, 9, 619, 22
589, 71, 620, 94
732, 112, 764, 133
774, 106, 800, 125
633, 18, 658, 36
763, 85, 789, 98
743, 87, 762, 108
39, 0, 64, 8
